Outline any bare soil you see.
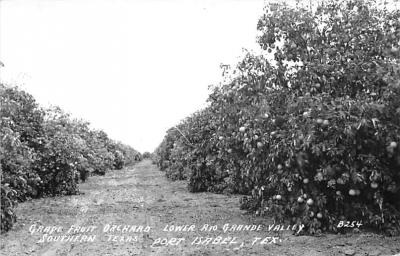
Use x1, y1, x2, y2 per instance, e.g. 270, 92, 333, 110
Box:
1, 160, 399, 256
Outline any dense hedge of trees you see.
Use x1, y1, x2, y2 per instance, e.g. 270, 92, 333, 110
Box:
155, 0, 400, 235
142, 152, 152, 159
0, 84, 141, 232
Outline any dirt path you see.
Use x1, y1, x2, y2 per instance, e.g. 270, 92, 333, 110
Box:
1, 160, 399, 256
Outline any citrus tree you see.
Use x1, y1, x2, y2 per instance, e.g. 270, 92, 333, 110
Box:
1, 83, 141, 233
156, 0, 400, 235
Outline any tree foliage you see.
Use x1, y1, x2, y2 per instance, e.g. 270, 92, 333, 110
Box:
0, 84, 141, 232
155, 0, 400, 235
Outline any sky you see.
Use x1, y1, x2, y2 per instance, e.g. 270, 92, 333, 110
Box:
0, 0, 266, 152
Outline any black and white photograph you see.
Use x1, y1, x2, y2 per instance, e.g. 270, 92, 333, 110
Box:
1, 0, 400, 255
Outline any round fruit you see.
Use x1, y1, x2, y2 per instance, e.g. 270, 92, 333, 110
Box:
355, 189, 361, 196
239, 127, 246, 133
277, 164, 283, 170
322, 120, 330, 126
326, 166, 336, 176
316, 118, 323, 124
371, 182, 378, 189
307, 198, 314, 206
389, 141, 398, 148
257, 142, 264, 148
317, 212, 323, 219
303, 178, 309, 184
219, 136, 224, 141
303, 193, 308, 198
336, 191, 341, 196
276, 195, 282, 200
303, 111, 310, 117
349, 189, 357, 196
297, 197, 304, 203
314, 83, 321, 88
